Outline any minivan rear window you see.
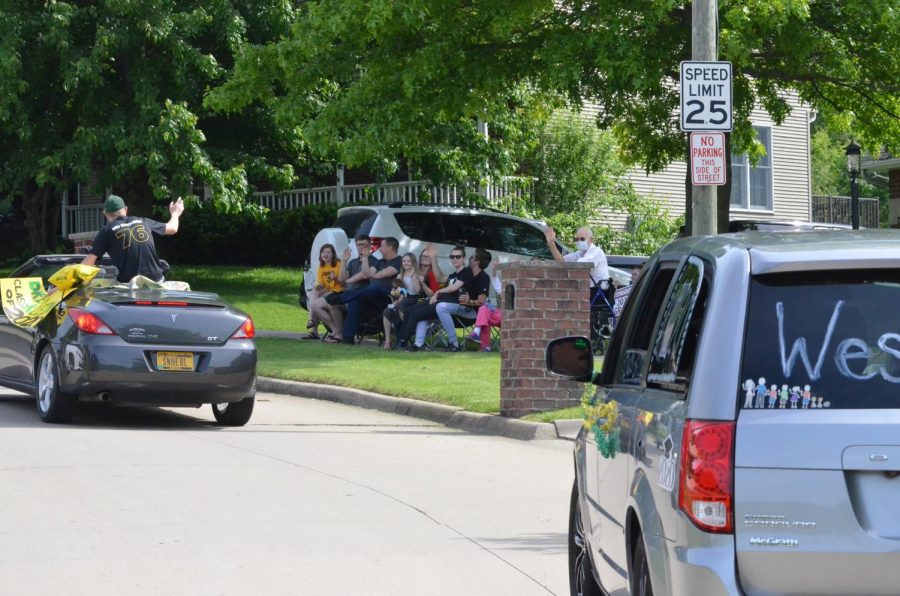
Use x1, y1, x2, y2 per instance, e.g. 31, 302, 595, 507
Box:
393, 213, 444, 244
739, 270, 900, 410
393, 212, 553, 259
334, 209, 376, 238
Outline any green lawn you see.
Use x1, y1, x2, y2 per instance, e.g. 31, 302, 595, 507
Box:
171, 265, 504, 413
257, 337, 501, 413
172, 265, 307, 332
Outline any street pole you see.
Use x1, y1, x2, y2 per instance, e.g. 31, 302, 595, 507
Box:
845, 140, 861, 229
477, 119, 491, 201
691, 0, 718, 236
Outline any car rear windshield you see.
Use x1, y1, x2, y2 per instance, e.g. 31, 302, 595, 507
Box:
393, 212, 552, 259
740, 269, 900, 410
334, 209, 376, 238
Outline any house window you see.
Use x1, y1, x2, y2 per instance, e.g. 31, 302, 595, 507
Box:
730, 125, 773, 210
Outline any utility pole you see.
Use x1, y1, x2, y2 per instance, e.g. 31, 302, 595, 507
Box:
691, 0, 718, 236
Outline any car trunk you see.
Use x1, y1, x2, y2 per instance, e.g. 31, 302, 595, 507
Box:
733, 269, 900, 595
735, 411, 900, 595
85, 289, 243, 346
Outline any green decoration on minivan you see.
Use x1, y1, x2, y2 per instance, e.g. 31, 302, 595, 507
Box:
581, 382, 620, 459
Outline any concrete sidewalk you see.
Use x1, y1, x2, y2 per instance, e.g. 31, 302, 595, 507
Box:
256, 330, 581, 441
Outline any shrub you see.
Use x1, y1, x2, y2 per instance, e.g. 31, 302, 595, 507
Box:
158, 202, 338, 267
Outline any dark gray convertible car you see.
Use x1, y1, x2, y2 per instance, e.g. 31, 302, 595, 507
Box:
0, 255, 257, 425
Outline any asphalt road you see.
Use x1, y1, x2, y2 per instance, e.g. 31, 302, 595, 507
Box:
0, 388, 573, 595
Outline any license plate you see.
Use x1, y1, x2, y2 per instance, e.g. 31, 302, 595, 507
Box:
157, 351, 194, 372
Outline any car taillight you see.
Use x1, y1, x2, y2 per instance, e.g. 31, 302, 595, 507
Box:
678, 419, 734, 533
369, 236, 383, 252
67, 308, 116, 335
231, 317, 255, 339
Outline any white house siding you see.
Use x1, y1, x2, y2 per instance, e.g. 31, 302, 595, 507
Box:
578, 93, 812, 230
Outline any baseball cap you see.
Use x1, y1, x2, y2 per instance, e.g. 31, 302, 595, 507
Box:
103, 195, 126, 213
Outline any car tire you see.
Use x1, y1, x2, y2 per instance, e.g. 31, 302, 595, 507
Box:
211, 397, 255, 426
569, 481, 603, 596
298, 279, 309, 311
631, 533, 654, 596
35, 347, 76, 424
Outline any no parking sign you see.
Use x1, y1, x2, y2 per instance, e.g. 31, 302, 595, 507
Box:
690, 132, 726, 185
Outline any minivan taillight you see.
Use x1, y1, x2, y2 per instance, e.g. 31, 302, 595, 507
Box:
369, 236, 383, 252
678, 420, 734, 533
231, 317, 255, 339
68, 308, 116, 335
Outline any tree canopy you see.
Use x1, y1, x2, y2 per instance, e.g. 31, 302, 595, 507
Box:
0, 1, 310, 250
4, 1, 898, 250
211, 0, 900, 184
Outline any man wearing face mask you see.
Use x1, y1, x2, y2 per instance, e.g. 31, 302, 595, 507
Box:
543, 226, 610, 295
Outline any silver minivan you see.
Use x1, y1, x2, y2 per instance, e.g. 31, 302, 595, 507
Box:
547, 230, 900, 596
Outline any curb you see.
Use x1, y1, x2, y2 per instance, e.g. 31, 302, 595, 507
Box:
553, 419, 583, 442
257, 377, 558, 441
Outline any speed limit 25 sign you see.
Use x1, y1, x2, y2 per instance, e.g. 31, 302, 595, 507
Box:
680, 61, 733, 132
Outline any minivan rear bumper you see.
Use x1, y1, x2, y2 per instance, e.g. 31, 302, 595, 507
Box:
659, 532, 740, 596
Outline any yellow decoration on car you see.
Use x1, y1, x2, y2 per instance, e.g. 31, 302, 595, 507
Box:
47, 264, 100, 291
1, 265, 99, 329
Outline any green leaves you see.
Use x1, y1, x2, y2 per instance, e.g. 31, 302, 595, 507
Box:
211, 0, 899, 183
0, 0, 306, 249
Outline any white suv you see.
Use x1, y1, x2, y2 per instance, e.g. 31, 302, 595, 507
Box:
301, 203, 629, 307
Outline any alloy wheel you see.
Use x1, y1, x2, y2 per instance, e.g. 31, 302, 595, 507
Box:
37, 352, 55, 413
573, 511, 590, 596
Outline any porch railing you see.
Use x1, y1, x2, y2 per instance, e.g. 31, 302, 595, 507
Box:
62, 204, 106, 238
256, 177, 534, 212
62, 177, 535, 236
254, 186, 336, 211
812, 195, 880, 228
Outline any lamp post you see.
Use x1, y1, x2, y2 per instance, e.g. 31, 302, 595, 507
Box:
845, 140, 861, 230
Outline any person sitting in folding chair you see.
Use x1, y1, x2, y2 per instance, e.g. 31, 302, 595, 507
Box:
327, 236, 402, 345
430, 248, 491, 352
382, 253, 425, 350
400, 246, 489, 352
314, 235, 376, 343
398, 245, 470, 352
468, 256, 503, 352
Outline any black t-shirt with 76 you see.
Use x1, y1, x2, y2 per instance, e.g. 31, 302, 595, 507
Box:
89, 216, 168, 283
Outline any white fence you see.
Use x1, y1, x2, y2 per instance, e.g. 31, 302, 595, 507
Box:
62, 177, 535, 236
254, 186, 337, 211
255, 177, 534, 212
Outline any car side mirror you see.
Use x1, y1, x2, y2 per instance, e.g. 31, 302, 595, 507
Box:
545, 336, 594, 383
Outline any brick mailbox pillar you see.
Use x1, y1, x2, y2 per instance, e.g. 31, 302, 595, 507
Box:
498, 260, 592, 418
69, 231, 95, 254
